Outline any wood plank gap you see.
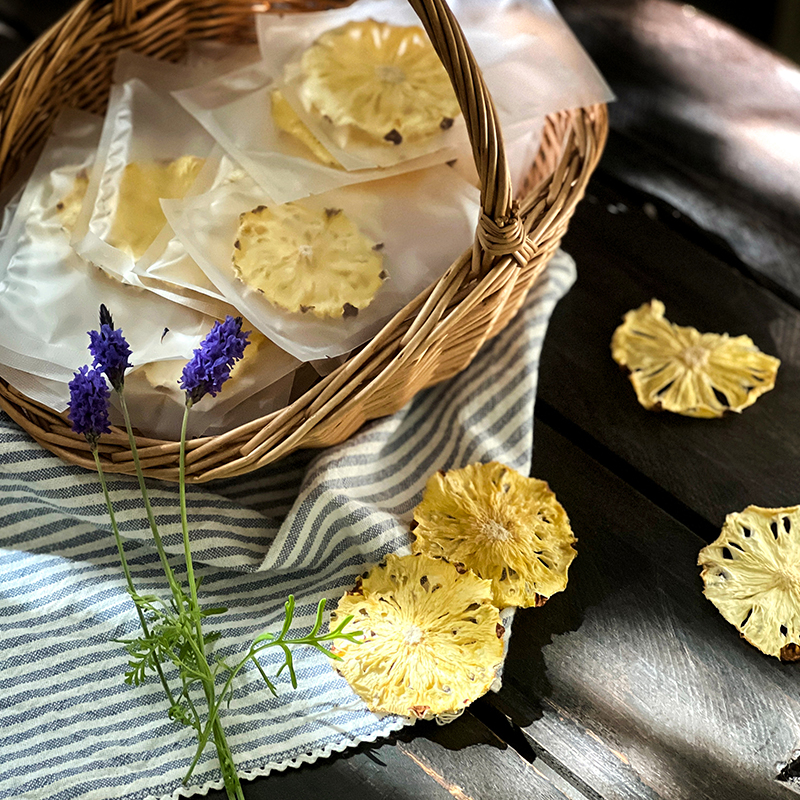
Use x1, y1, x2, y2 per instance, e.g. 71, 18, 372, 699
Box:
535, 400, 718, 543
482, 695, 607, 800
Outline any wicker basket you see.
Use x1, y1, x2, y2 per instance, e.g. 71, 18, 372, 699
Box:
0, 0, 607, 482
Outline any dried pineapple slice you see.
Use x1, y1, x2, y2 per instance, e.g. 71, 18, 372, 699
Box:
108, 155, 205, 260
55, 168, 90, 233
331, 553, 504, 719
138, 327, 270, 398
699, 505, 800, 660
232, 203, 385, 319
271, 89, 342, 170
412, 462, 577, 609
299, 20, 461, 145
612, 299, 779, 418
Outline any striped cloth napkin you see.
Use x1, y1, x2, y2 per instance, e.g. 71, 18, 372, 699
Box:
0, 251, 575, 800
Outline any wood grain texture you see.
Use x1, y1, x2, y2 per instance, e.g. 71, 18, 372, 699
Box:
491, 420, 800, 800
537, 177, 800, 533
200, 712, 575, 800
555, 0, 800, 306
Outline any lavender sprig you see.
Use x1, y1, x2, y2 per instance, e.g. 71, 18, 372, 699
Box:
68, 359, 178, 714
75, 310, 353, 800
89, 304, 133, 392
68, 366, 111, 446
180, 316, 250, 406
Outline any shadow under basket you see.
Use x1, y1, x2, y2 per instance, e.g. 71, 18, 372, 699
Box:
0, 0, 607, 483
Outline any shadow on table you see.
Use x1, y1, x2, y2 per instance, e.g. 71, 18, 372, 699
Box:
557, 0, 800, 302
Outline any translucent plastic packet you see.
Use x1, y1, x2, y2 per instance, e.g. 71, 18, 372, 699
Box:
0, 109, 213, 385
70, 53, 217, 312
163, 163, 481, 361
0, 356, 297, 439
130, 147, 251, 316
452, 0, 616, 122
256, 0, 613, 171
256, 0, 468, 171
118, 328, 299, 439
0, 188, 21, 245
173, 60, 465, 205
184, 40, 262, 73
0, 109, 300, 437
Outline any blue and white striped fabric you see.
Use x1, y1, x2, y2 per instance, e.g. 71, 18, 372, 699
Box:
0, 251, 575, 800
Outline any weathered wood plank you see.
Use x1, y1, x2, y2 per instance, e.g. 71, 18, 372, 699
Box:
555, 0, 800, 305
537, 177, 800, 532
489, 420, 800, 800
202, 711, 578, 800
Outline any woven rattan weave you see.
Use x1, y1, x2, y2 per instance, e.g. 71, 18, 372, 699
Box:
0, 0, 607, 482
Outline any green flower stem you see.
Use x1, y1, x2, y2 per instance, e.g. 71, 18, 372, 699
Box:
213, 716, 243, 800
184, 597, 359, 791
178, 403, 243, 800
179, 404, 204, 645
118, 392, 186, 613
92, 448, 176, 708
178, 623, 243, 799
118, 390, 240, 797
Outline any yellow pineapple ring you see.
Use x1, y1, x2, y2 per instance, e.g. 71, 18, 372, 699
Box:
612, 299, 779, 418
232, 202, 385, 319
699, 505, 800, 661
137, 327, 270, 399
271, 89, 342, 170
108, 155, 205, 260
299, 20, 461, 145
331, 553, 504, 719
412, 462, 577, 609
55, 168, 90, 234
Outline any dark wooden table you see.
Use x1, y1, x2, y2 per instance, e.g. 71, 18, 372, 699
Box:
3, 1, 800, 797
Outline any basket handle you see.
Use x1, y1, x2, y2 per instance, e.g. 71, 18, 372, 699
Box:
406, 0, 525, 260
107, 0, 522, 257
111, 0, 136, 28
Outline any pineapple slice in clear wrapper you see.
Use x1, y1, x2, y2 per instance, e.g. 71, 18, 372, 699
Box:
55, 168, 90, 234
611, 299, 780, 418
138, 326, 269, 400
299, 20, 461, 146
270, 89, 342, 170
699, 505, 800, 661
108, 155, 205, 260
412, 462, 577, 609
232, 202, 385, 319
331, 553, 505, 720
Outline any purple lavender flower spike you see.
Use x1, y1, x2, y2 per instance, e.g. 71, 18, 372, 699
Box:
180, 316, 251, 406
88, 305, 133, 392
68, 366, 112, 445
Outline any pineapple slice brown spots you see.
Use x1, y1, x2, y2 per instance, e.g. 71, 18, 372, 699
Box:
331, 553, 504, 719
611, 299, 779, 418
232, 202, 385, 319
412, 462, 577, 609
